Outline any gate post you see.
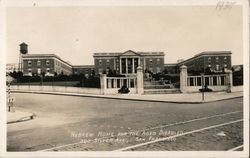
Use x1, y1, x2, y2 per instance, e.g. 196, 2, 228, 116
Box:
226, 70, 233, 93
180, 65, 188, 93
100, 74, 107, 95
136, 66, 144, 94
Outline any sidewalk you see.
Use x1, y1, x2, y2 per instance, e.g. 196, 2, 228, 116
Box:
12, 89, 243, 104
7, 111, 35, 124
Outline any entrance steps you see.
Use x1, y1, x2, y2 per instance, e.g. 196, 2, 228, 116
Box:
144, 89, 181, 94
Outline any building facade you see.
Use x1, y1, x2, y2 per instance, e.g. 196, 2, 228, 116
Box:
72, 65, 95, 77
93, 50, 165, 75
177, 51, 232, 73
6, 63, 18, 73
22, 54, 72, 76
163, 51, 232, 74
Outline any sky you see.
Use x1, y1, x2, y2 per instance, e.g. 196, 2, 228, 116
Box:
6, 6, 243, 65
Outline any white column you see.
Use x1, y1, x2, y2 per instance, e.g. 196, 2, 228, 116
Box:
180, 65, 188, 93
100, 74, 107, 95
125, 58, 128, 74
119, 58, 122, 74
195, 77, 197, 86
132, 58, 135, 73
136, 66, 144, 94
138, 57, 141, 66
143, 58, 146, 71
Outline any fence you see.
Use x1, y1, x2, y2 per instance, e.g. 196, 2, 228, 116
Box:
100, 66, 144, 95
105, 76, 137, 94
180, 65, 233, 93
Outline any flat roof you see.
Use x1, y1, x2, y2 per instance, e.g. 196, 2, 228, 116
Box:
93, 51, 165, 57
178, 51, 232, 65
72, 65, 95, 68
22, 54, 72, 67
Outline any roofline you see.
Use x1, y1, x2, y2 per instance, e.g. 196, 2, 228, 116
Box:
93, 52, 165, 57
177, 51, 232, 65
72, 65, 95, 68
22, 54, 73, 67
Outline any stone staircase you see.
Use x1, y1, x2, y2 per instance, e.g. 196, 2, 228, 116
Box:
144, 89, 181, 94
143, 80, 181, 94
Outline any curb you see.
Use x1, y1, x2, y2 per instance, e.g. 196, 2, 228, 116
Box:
7, 114, 36, 124
11, 90, 243, 104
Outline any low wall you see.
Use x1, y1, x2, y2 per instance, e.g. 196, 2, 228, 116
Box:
183, 86, 228, 93
231, 86, 243, 92
105, 88, 137, 94
11, 85, 102, 95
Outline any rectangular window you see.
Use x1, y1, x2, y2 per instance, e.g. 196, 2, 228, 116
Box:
216, 65, 220, 71
123, 79, 127, 87
117, 79, 120, 88
99, 60, 102, 65
98, 68, 103, 74
197, 77, 201, 86
37, 60, 41, 66
130, 79, 134, 88
213, 76, 217, 85
111, 79, 114, 88
190, 78, 194, 86
205, 77, 209, 86
221, 76, 225, 85
28, 61, 32, 67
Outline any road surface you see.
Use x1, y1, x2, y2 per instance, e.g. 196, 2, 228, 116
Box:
7, 92, 243, 151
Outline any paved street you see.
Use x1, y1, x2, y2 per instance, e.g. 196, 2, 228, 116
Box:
7, 92, 243, 151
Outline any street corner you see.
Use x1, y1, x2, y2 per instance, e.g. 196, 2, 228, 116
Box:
7, 110, 36, 124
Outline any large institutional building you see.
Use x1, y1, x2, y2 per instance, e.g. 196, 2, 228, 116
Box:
93, 50, 165, 75
164, 51, 232, 74
20, 49, 232, 77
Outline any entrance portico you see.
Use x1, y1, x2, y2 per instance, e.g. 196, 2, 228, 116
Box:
119, 57, 141, 74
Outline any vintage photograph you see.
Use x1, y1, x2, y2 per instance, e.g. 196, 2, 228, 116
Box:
2, 0, 249, 157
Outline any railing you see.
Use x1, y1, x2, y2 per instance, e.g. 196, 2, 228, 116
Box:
106, 76, 137, 89
187, 74, 227, 87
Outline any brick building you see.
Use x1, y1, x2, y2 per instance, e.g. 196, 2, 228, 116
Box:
72, 65, 95, 77
178, 51, 232, 73
93, 50, 165, 75
22, 54, 72, 76
164, 51, 232, 74
21, 50, 232, 77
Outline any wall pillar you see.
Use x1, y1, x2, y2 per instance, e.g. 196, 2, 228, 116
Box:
125, 58, 128, 74
132, 58, 135, 73
136, 66, 144, 94
180, 65, 188, 93
226, 70, 233, 93
100, 74, 107, 95
119, 58, 122, 74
